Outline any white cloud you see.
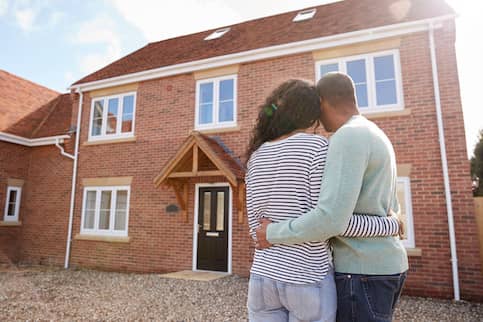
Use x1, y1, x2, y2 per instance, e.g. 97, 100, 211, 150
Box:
0, 0, 8, 16
74, 16, 122, 74
15, 8, 36, 31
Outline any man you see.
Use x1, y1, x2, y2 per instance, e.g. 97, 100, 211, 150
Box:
256, 72, 408, 322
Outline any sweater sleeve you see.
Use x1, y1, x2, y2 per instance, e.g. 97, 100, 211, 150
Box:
267, 128, 373, 244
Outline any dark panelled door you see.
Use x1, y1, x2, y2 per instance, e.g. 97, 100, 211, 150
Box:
197, 187, 229, 272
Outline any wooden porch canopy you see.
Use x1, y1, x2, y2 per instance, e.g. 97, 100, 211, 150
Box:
153, 131, 246, 223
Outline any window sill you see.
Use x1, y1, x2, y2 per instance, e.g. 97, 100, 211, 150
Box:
0, 221, 22, 226
84, 136, 136, 146
406, 247, 422, 257
194, 125, 240, 134
74, 234, 131, 243
362, 108, 411, 120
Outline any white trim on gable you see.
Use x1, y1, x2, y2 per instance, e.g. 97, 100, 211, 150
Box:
0, 132, 70, 147
70, 15, 454, 92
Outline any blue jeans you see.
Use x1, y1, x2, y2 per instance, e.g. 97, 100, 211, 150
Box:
335, 271, 407, 322
247, 269, 337, 322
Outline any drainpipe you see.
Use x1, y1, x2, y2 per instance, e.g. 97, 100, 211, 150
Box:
428, 22, 460, 301
64, 88, 83, 269
55, 138, 75, 160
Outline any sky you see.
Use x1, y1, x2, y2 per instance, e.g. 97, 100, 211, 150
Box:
0, 0, 481, 157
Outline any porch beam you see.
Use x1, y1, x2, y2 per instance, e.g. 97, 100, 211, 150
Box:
168, 170, 224, 178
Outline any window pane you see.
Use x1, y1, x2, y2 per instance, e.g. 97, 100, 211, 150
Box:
84, 210, 95, 229
219, 101, 234, 122
376, 80, 397, 105
122, 95, 134, 115
200, 83, 213, 104
374, 55, 395, 80
7, 204, 15, 216
114, 211, 126, 230
99, 210, 110, 229
320, 63, 339, 77
91, 100, 103, 136
396, 181, 407, 215
355, 84, 369, 108
99, 191, 111, 230
203, 192, 211, 230
116, 191, 128, 211
199, 104, 213, 124
219, 79, 234, 101
115, 190, 128, 231
86, 191, 96, 209
216, 192, 225, 231
122, 95, 134, 133
346, 59, 366, 83
346, 60, 368, 108
107, 98, 119, 134
8, 190, 17, 203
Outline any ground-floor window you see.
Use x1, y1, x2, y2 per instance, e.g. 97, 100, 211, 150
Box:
396, 177, 415, 248
81, 186, 130, 236
3, 186, 21, 222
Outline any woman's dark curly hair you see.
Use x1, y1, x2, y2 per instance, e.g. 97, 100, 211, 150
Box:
246, 79, 321, 161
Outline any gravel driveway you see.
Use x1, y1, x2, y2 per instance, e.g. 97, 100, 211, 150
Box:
0, 266, 481, 321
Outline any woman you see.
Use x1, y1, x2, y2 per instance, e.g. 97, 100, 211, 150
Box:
245, 79, 399, 322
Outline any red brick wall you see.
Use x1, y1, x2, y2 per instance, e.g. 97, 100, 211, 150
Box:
0, 141, 30, 263
16, 144, 74, 266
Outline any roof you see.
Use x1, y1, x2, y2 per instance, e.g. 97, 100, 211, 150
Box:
154, 132, 245, 188
0, 69, 59, 133
0, 69, 74, 139
4, 93, 74, 138
73, 0, 454, 86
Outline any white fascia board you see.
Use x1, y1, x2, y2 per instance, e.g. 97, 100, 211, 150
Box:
72, 14, 455, 92
0, 132, 70, 147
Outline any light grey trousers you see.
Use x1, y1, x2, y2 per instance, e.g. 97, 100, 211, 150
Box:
247, 269, 337, 322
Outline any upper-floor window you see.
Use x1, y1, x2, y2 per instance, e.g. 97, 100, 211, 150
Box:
3, 186, 21, 222
396, 177, 415, 249
195, 75, 237, 130
89, 92, 136, 141
316, 50, 404, 113
81, 186, 130, 236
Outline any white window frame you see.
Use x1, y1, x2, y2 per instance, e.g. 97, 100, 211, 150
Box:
315, 49, 404, 114
80, 186, 131, 237
195, 74, 237, 130
88, 92, 137, 141
3, 186, 21, 222
397, 177, 415, 249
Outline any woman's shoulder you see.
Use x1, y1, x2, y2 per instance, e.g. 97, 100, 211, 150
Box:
295, 133, 329, 146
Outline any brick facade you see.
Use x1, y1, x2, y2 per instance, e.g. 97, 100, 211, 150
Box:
1, 21, 481, 301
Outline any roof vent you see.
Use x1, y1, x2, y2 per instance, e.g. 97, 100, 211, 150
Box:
204, 27, 230, 41
293, 8, 316, 22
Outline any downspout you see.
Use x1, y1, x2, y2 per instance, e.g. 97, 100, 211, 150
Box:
55, 138, 75, 160
428, 22, 460, 301
64, 88, 83, 269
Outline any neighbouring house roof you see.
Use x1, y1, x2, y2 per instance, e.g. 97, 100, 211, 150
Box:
73, 0, 454, 86
0, 69, 74, 139
0, 69, 59, 133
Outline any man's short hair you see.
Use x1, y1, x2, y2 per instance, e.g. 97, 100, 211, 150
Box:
316, 72, 357, 107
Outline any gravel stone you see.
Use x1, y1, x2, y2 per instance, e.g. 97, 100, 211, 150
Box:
0, 266, 481, 321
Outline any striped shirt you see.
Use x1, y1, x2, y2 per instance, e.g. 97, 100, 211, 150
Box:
246, 133, 399, 284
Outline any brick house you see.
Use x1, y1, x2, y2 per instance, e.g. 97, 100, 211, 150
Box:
1, 0, 482, 301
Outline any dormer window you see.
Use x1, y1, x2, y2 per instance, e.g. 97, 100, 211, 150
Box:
293, 8, 316, 22
204, 28, 230, 41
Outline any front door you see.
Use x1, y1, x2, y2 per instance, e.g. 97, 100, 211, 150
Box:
196, 186, 229, 272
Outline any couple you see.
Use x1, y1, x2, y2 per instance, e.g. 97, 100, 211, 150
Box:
245, 73, 408, 322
